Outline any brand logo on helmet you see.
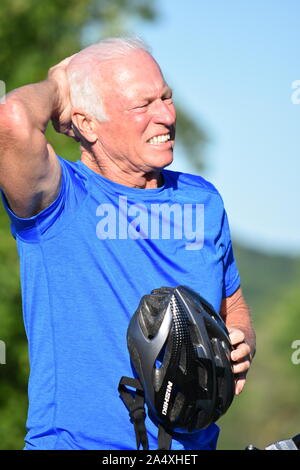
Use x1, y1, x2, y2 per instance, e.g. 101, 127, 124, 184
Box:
162, 381, 173, 416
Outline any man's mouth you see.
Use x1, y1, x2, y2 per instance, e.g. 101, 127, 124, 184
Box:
147, 133, 171, 145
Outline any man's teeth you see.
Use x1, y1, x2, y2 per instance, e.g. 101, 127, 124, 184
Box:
148, 134, 170, 145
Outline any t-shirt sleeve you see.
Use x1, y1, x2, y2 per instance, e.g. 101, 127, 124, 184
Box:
220, 209, 241, 298
0, 156, 87, 242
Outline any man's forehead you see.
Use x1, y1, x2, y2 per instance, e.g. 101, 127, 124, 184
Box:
125, 81, 172, 101
100, 53, 169, 99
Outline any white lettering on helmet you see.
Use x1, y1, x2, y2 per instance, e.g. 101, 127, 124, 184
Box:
162, 381, 173, 416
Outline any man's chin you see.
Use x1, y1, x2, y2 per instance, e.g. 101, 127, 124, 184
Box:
146, 149, 174, 170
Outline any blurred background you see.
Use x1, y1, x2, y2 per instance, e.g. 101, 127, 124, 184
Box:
0, 0, 299, 450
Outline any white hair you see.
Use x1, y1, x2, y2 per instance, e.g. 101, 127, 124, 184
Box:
67, 37, 151, 122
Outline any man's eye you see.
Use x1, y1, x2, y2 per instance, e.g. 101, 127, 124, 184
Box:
131, 103, 148, 112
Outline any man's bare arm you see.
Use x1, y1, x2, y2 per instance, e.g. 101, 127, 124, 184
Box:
221, 286, 256, 394
0, 56, 76, 218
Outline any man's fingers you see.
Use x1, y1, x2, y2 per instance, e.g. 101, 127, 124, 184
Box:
232, 359, 251, 374
235, 377, 246, 395
228, 327, 245, 346
48, 53, 78, 76
231, 342, 251, 362
57, 53, 78, 68
227, 327, 253, 396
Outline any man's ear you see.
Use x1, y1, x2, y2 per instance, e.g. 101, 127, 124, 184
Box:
71, 110, 98, 144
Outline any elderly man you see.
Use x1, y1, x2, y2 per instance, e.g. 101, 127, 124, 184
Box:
0, 37, 255, 450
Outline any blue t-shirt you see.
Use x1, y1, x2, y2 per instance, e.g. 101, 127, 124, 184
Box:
2, 157, 240, 450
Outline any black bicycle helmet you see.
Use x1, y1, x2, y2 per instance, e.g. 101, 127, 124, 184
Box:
119, 285, 235, 450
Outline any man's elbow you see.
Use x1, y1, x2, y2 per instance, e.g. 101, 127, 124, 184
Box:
0, 97, 32, 143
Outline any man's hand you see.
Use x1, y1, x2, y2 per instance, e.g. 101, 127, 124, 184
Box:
47, 54, 79, 140
228, 327, 252, 396
221, 287, 256, 396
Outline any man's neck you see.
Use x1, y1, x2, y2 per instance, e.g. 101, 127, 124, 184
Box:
80, 151, 163, 189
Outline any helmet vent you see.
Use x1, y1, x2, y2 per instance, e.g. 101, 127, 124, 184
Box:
138, 292, 170, 339
155, 342, 167, 370
170, 392, 185, 422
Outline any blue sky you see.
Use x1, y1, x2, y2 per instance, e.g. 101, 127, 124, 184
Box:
132, 0, 300, 256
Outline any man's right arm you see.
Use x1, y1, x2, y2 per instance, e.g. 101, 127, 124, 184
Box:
0, 57, 76, 218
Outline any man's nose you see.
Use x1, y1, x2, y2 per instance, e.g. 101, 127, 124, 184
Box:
152, 99, 176, 126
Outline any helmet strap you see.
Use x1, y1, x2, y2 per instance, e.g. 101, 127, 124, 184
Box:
118, 376, 173, 450
157, 423, 172, 450
118, 376, 149, 450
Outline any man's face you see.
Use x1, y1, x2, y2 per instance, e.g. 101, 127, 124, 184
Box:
95, 50, 176, 175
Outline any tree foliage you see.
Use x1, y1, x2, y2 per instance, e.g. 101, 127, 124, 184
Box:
0, 0, 157, 86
